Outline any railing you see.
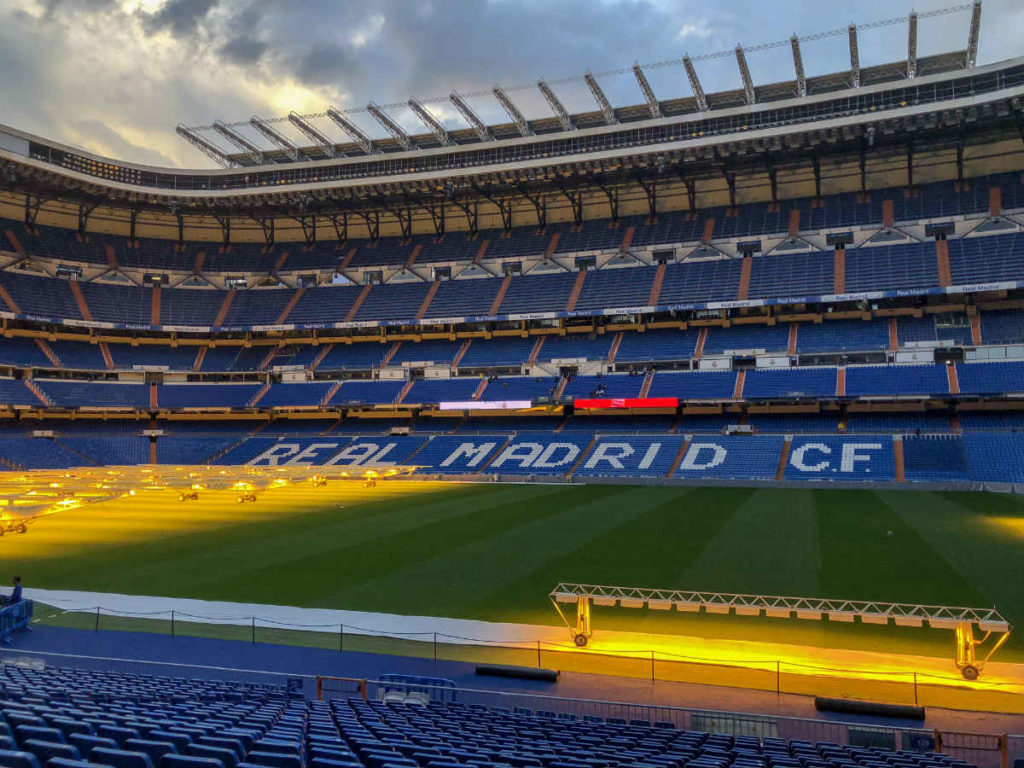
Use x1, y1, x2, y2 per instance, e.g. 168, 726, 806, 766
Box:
0, 599, 32, 643
30, 601, 1024, 716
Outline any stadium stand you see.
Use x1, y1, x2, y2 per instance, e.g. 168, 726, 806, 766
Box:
0, 661, 983, 768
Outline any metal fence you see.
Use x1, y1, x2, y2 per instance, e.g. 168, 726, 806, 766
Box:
29, 602, 1024, 716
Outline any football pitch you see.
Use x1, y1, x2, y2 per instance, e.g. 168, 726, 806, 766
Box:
5, 480, 1024, 659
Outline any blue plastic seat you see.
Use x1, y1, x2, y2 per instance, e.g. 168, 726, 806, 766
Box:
17, 727, 66, 747
68, 735, 119, 756
89, 748, 154, 768
49, 720, 95, 739
244, 751, 301, 768
186, 745, 237, 768
45, 759, 112, 768
0, 748, 43, 768
123, 741, 178, 765
196, 739, 243, 761
22, 740, 81, 764
147, 733, 191, 752
160, 756, 226, 768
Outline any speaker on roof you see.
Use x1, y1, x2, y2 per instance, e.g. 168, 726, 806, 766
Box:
825, 232, 854, 248
924, 222, 955, 239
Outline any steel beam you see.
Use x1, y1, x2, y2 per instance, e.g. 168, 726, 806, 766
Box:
849, 24, 861, 88
326, 107, 377, 155
790, 35, 807, 98
366, 103, 417, 151
632, 63, 661, 119
584, 71, 618, 125
175, 125, 233, 167
287, 112, 338, 158
408, 98, 452, 145
211, 121, 264, 165
250, 116, 299, 162
550, 584, 1011, 631
735, 45, 756, 105
907, 10, 919, 79
493, 86, 531, 136
966, 0, 981, 68
538, 80, 574, 131
450, 92, 493, 141
683, 55, 708, 112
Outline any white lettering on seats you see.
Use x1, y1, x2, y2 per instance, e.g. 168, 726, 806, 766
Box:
248, 443, 302, 466
583, 443, 635, 469
441, 442, 497, 468
325, 442, 397, 466
638, 443, 662, 470
286, 443, 343, 466
679, 443, 727, 471
490, 442, 543, 469
840, 443, 881, 472
533, 443, 580, 469
790, 443, 830, 472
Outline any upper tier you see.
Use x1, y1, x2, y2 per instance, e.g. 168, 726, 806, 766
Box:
5, 172, 1023, 275
0, 229, 1022, 331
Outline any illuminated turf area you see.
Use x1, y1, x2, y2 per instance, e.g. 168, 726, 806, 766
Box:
4, 471, 1024, 664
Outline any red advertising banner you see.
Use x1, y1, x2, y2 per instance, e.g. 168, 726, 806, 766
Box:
573, 397, 679, 409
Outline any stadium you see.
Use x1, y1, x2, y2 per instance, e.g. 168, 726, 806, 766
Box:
1, 0, 1024, 765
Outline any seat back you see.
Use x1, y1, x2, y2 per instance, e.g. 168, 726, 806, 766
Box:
16, 726, 66, 746
187, 744, 238, 768
0, 748, 43, 768
160, 754, 227, 768
90, 747, 156, 768
124, 739, 178, 765
22, 739, 81, 764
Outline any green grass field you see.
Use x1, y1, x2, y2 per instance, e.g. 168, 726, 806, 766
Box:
6, 481, 1024, 659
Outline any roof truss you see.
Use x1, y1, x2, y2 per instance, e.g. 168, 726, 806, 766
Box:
632, 63, 661, 119
250, 117, 299, 162
450, 92, 493, 141
683, 55, 708, 112
908, 10, 919, 79
174, 125, 232, 168
538, 80, 574, 131
366, 103, 417, 151
211, 121, 264, 165
408, 98, 451, 146
735, 46, 756, 105
287, 112, 338, 158
790, 36, 807, 98
584, 72, 618, 125
849, 24, 861, 88
493, 86, 531, 136
326, 108, 376, 156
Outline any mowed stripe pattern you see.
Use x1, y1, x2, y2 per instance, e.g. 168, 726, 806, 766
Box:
3, 482, 1023, 656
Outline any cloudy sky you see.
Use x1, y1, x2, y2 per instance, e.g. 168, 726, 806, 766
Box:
1, 0, 1021, 169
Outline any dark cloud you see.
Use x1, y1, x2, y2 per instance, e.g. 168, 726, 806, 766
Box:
291, 43, 361, 87
219, 35, 268, 65
139, 0, 218, 37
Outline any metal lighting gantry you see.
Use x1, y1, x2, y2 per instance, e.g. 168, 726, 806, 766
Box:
549, 583, 1011, 680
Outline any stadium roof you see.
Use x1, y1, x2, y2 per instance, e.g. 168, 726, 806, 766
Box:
177, 4, 983, 168
2, 1, 1021, 227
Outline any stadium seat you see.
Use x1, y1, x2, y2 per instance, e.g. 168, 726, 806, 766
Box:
0, 750, 43, 768
89, 748, 153, 768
